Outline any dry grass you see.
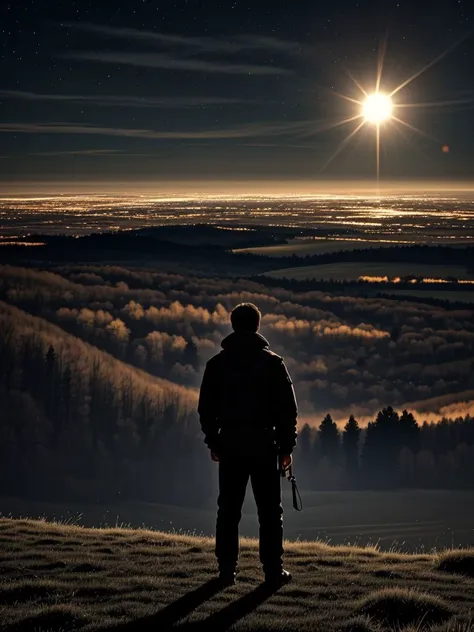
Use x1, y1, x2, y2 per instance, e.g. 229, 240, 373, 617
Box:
0, 518, 473, 631
436, 551, 474, 578
356, 587, 453, 627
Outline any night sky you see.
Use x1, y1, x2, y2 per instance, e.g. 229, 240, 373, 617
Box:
1, 1, 473, 185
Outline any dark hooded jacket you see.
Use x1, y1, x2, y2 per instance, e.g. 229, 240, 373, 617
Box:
198, 331, 298, 456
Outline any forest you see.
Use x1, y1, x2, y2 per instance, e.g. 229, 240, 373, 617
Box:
2, 264, 474, 416
1, 262, 474, 503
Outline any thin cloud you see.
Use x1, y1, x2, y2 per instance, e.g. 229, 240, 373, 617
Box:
31, 149, 124, 156
0, 120, 312, 140
240, 142, 317, 149
235, 35, 302, 55
64, 22, 302, 55
64, 50, 291, 76
31, 149, 161, 157
0, 90, 253, 108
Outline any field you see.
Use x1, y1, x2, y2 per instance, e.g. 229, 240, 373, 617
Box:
1, 518, 473, 631
3, 489, 474, 552
263, 262, 474, 282
234, 239, 405, 257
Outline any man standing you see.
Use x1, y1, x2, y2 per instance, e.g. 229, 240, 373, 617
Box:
198, 303, 298, 586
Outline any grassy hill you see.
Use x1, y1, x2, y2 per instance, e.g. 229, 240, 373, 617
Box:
0, 519, 473, 631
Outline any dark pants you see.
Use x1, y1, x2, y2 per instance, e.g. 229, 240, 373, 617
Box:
216, 449, 283, 574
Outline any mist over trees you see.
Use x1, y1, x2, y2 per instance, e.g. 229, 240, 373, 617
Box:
1, 264, 474, 422
1, 263, 474, 503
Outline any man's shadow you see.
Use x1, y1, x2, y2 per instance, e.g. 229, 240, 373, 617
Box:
111, 578, 280, 631
182, 581, 280, 631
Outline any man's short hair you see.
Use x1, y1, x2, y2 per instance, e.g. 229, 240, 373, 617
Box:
231, 303, 261, 333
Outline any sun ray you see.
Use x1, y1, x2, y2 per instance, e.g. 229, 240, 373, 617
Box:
333, 91, 364, 106
390, 33, 472, 98
376, 124, 380, 181
376, 36, 388, 93
345, 68, 369, 98
319, 119, 366, 171
396, 97, 474, 109
298, 114, 363, 138
312, 81, 365, 105
392, 115, 440, 142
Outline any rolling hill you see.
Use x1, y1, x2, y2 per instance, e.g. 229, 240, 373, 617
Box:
0, 518, 473, 631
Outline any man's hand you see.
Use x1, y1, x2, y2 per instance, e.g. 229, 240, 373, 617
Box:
280, 454, 292, 471
211, 450, 220, 462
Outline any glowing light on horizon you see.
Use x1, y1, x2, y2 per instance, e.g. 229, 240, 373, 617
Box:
359, 275, 474, 284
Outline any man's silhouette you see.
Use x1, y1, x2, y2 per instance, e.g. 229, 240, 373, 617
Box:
198, 303, 298, 586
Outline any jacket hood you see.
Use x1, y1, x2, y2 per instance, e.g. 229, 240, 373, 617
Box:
221, 331, 269, 353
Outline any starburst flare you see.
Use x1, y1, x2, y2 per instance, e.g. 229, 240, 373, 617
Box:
321, 36, 472, 179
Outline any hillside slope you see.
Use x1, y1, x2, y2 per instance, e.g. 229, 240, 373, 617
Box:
0, 518, 473, 631
0, 301, 206, 505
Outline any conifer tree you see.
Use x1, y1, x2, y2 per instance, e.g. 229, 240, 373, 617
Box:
318, 414, 340, 462
343, 414, 361, 474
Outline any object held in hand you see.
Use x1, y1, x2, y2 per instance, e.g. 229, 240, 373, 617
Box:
280, 454, 292, 472
281, 464, 303, 512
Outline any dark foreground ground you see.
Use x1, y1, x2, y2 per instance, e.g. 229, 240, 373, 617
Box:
0, 518, 473, 632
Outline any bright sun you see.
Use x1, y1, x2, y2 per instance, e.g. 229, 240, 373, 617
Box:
362, 93, 393, 124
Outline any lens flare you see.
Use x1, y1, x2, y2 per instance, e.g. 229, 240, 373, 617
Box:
362, 93, 393, 124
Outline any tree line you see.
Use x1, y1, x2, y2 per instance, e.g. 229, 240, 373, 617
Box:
294, 410, 474, 490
